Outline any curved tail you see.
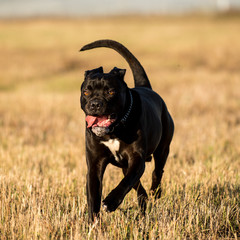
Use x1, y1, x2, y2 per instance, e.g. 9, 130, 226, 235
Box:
80, 39, 152, 89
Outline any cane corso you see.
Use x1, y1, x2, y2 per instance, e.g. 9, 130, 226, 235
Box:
80, 40, 174, 221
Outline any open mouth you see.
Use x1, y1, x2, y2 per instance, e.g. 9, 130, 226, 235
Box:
86, 115, 116, 129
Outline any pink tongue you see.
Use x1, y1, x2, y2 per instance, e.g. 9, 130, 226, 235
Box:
86, 116, 98, 128
86, 115, 114, 128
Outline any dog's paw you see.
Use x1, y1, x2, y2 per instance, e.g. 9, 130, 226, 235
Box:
102, 203, 110, 212
102, 192, 122, 212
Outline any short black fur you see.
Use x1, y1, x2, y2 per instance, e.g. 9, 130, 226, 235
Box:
80, 40, 174, 221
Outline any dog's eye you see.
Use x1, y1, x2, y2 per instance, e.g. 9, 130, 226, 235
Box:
83, 90, 90, 96
108, 90, 115, 95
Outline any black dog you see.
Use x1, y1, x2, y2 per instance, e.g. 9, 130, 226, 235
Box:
80, 40, 174, 221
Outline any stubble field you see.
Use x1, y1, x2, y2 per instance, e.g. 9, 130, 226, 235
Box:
0, 14, 240, 239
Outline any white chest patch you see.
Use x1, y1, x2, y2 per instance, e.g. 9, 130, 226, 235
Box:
101, 139, 121, 162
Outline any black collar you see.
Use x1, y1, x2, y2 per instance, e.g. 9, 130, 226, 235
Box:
120, 90, 133, 125
109, 90, 133, 132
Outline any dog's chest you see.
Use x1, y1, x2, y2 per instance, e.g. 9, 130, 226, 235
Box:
101, 139, 122, 162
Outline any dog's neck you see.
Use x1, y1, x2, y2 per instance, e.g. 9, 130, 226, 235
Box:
108, 90, 134, 134
120, 90, 133, 125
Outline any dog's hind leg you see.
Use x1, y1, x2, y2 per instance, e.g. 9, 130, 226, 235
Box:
150, 144, 169, 199
122, 168, 148, 213
151, 107, 174, 199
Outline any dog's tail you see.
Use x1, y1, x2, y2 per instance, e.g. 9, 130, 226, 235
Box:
80, 39, 152, 89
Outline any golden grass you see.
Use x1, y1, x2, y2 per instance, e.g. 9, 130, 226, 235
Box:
0, 15, 240, 239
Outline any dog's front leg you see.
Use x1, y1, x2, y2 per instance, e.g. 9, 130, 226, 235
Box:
102, 154, 145, 212
86, 156, 107, 222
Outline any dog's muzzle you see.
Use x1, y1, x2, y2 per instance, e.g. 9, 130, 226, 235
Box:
85, 115, 116, 137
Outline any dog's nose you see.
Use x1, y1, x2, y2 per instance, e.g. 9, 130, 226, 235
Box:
89, 99, 103, 111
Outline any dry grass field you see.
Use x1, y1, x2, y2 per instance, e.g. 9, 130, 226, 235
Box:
0, 14, 240, 239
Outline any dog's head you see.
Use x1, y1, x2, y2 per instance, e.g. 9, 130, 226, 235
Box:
80, 66, 128, 137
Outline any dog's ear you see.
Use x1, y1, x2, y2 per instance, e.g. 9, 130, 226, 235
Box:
85, 67, 103, 79
109, 67, 126, 79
